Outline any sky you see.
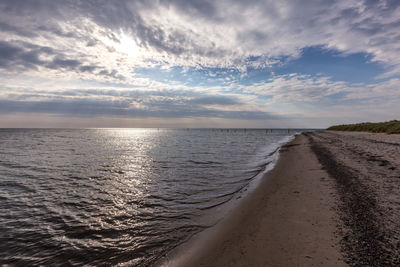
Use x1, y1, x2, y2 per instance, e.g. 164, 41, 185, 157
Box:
0, 0, 400, 128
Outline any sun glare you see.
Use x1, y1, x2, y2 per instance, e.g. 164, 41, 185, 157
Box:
114, 32, 139, 58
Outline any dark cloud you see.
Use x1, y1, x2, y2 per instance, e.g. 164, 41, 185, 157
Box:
1, 88, 266, 120
0, 40, 64, 70
0, 21, 37, 37
0, 98, 278, 120
0, 99, 130, 116
0, 40, 125, 79
36, 25, 80, 38
0, 41, 23, 66
0, 41, 58, 70
59, 89, 243, 107
98, 69, 125, 80
79, 65, 99, 73
161, 0, 217, 19
11, 88, 244, 107
190, 95, 242, 106
47, 58, 81, 70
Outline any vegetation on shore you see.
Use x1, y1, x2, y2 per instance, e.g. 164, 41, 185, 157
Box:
327, 120, 400, 134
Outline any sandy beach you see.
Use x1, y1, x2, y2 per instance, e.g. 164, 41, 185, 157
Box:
307, 131, 400, 265
161, 131, 400, 266
162, 133, 344, 266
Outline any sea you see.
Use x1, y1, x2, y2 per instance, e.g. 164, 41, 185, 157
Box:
0, 128, 302, 266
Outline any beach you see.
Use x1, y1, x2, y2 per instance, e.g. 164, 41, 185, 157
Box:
162, 131, 400, 266
308, 131, 400, 265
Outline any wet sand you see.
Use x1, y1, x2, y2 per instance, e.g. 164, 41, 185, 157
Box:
161, 131, 400, 266
161, 134, 345, 266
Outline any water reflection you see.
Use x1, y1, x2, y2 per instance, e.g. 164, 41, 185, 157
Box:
0, 128, 295, 265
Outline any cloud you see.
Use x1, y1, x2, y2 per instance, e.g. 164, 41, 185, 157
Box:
46, 58, 81, 70
189, 95, 242, 106
1, 69, 400, 123
1, 0, 400, 127
0, 21, 37, 38
0, 40, 126, 82
0, 72, 399, 127
0, 41, 24, 67
1, 0, 399, 78
0, 40, 76, 70
240, 73, 400, 106
0, 85, 276, 120
0, 98, 277, 120
241, 74, 350, 102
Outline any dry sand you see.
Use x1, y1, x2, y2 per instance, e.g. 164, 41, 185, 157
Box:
161, 131, 400, 266
307, 131, 400, 265
161, 134, 345, 266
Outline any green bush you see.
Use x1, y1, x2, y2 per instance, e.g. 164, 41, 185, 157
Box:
327, 120, 400, 134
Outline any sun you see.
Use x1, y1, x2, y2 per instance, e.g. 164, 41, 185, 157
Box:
114, 32, 139, 58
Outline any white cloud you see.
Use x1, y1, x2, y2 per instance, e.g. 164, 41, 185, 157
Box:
239, 74, 349, 102
1, 0, 400, 127
1, 0, 400, 80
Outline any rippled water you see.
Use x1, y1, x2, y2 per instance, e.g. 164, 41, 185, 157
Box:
0, 128, 297, 266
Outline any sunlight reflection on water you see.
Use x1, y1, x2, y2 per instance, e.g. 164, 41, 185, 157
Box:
0, 128, 296, 266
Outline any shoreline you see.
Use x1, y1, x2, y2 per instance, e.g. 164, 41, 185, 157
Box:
160, 133, 344, 266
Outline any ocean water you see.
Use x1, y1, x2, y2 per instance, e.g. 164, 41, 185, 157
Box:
0, 128, 298, 266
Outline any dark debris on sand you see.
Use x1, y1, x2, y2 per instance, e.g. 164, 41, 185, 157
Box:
305, 132, 400, 266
